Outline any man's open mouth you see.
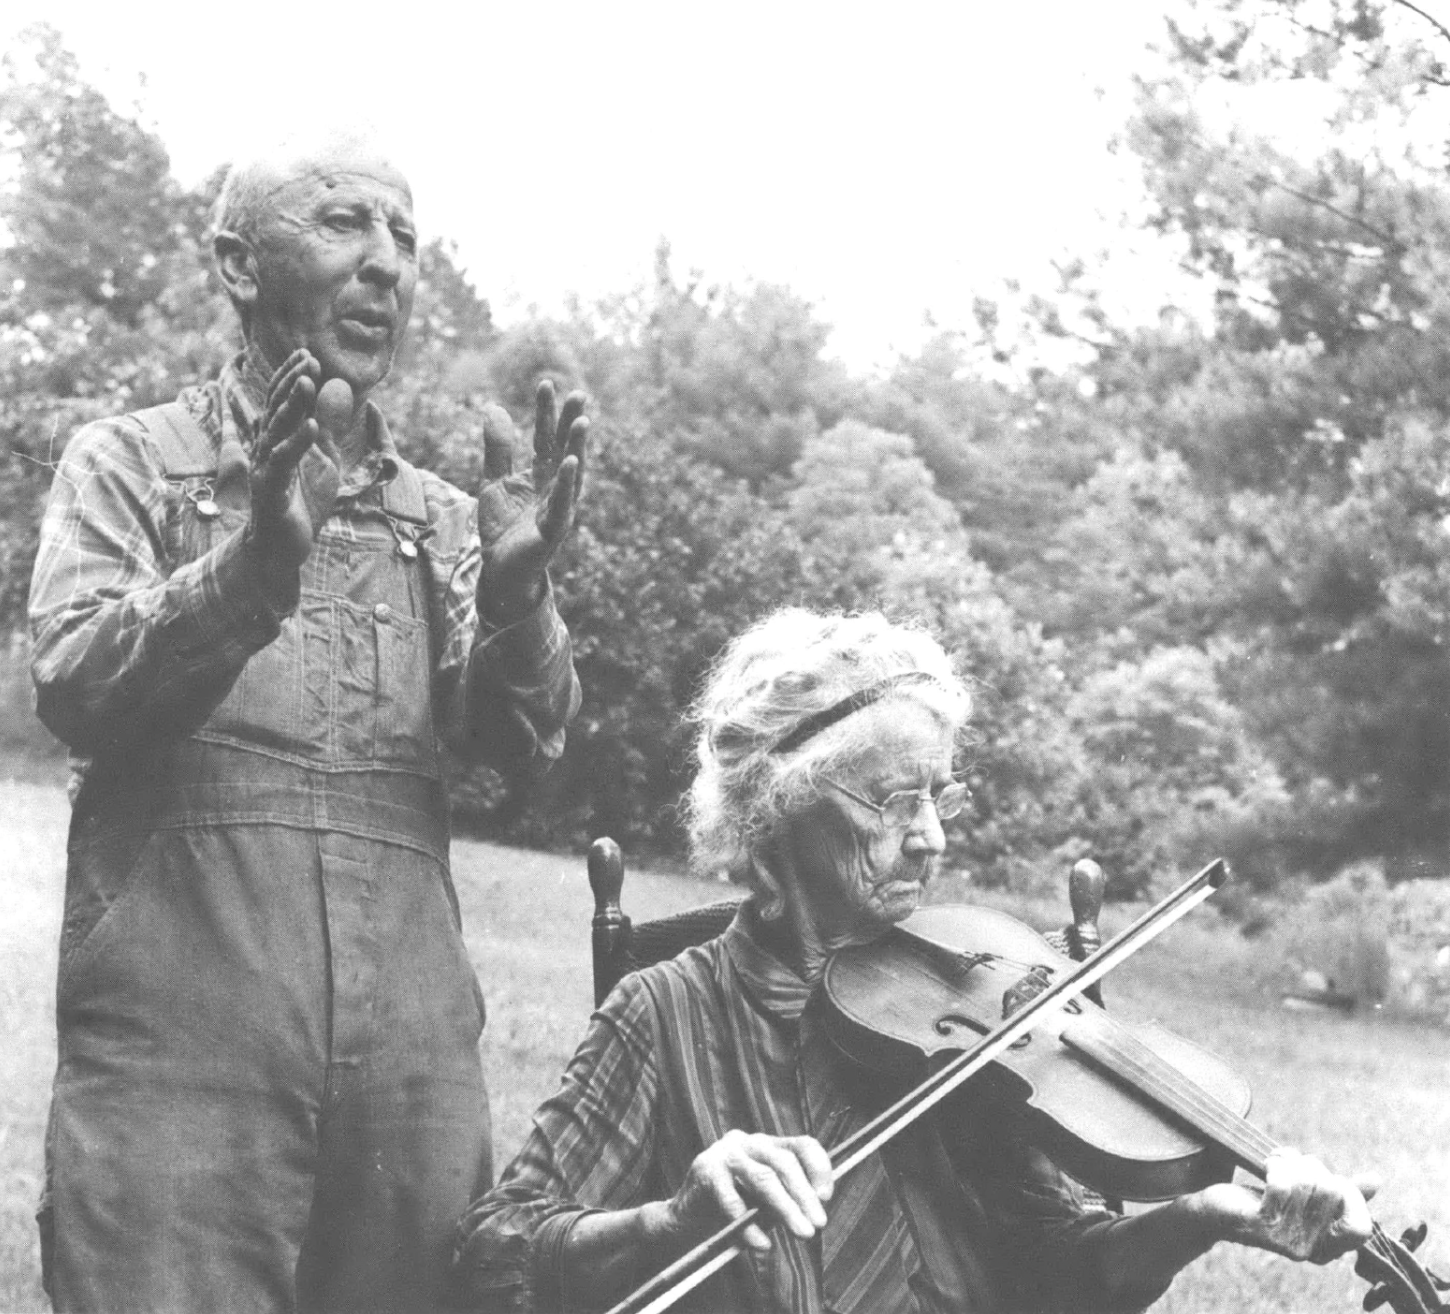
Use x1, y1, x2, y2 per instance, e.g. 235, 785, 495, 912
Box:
339, 308, 393, 336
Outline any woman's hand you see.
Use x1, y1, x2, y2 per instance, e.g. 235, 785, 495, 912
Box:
1194, 1147, 1376, 1263
1097, 1146, 1379, 1308
658, 1130, 834, 1253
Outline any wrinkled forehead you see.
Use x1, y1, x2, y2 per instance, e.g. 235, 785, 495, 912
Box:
259, 146, 414, 219
825, 697, 959, 779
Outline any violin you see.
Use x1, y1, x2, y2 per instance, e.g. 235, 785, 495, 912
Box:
823, 901, 1252, 1201
607, 860, 1446, 1314
821, 890, 1449, 1314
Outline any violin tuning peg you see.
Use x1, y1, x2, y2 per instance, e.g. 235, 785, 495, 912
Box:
1402, 1223, 1428, 1253
1363, 1285, 1390, 1311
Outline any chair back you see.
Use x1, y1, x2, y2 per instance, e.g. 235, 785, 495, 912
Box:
586, 843, 1107, 1009
588, 838, 744, 1006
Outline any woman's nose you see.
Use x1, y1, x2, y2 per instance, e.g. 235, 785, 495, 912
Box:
901, 796, 946, 857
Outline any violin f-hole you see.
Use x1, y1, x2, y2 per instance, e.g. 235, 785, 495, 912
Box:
936, 1012, 1031, 1049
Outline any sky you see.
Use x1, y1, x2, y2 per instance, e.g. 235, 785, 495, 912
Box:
3, 0, 1204, 373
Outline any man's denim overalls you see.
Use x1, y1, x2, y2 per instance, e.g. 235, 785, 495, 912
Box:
44, 394, 492, 1313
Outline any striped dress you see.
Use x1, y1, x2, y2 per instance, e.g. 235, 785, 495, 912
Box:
455, 906, 1122, 1314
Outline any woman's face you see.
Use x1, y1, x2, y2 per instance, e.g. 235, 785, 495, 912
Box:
776, 699, 957, 953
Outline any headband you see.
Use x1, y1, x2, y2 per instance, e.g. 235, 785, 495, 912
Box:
769, 671, 938, 756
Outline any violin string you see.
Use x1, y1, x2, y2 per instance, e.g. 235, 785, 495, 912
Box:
1074, 1029, 1445, 1309
891, 924, 1042, 978
1368, 1224, 1403, 1283
956, 951, 1039, 975
1059, 1016, 1278, 1170
1067, 1024, 1441, 1309
1072, 1025, 1276, 1166
828, 870, 1226, 1183
1367, 1219, 1449, 1312
1368, 1219, 1449, 1303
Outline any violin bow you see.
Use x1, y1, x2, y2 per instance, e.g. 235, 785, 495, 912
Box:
604, 858, 1230, 1314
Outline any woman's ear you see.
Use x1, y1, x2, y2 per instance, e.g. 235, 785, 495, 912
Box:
749, 848, 787, 923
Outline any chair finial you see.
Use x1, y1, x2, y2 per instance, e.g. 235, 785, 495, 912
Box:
1069, 858, 1105, 948
589, 837, 624, 914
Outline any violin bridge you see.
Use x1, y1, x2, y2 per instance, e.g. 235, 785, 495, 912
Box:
1002, 964, 1059, 1018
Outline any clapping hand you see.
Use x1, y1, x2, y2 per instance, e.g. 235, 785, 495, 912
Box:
475, 380, 589, 625
247, 349, 351, 573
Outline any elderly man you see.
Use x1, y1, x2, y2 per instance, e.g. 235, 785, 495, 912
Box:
454, 608, 1374, 1314
28, 129, 586, 1313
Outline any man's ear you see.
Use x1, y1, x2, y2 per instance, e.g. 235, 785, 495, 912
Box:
214, 231, 260, 310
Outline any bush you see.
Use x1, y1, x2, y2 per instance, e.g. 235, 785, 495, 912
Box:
1065, 644, 1295, 899
1262, 863, 1393, 1007
1386, 877, 1450, 1024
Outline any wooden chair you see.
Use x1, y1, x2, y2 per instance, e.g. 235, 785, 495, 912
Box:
586, 836, 1108, 1009
587, 838, 744, 1007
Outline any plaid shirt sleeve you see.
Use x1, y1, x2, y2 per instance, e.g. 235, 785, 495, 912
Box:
452, 976, 661, 1313
27, 415, 291, 755
417, 469, 581, 773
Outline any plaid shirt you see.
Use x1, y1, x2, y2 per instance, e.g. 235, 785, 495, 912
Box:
28, 357, 579, 778
456, 907, 1122, 1314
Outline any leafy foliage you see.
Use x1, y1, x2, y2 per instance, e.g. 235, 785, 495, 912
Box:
7, 14, 1450, 897
0, 26, 234, 626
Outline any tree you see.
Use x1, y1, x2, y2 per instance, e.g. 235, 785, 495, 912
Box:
0, 26, 205, 327
0, 25, 232, 629
1127, 0, 1450, 485
481, 420, 812, 852
1058, 0, 1450, 876
614, 243, 853, 490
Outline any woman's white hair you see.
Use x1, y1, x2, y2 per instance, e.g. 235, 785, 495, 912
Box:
685, 608, 971, 893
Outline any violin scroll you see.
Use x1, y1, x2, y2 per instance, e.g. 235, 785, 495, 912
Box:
1356, 1222, 1450, 1314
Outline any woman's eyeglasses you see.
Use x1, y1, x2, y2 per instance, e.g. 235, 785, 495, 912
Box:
822, 777, 971, 828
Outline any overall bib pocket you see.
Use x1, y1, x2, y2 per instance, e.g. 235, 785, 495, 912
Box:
330, 596, 438, 770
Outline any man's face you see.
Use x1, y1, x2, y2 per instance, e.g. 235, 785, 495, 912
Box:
248, 151, 418, 394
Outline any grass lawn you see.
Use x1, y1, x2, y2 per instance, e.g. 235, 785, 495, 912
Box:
3, 778, 1448, 1313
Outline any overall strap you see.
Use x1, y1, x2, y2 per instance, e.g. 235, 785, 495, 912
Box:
381, 456, 428, 526
137, 398, 431, 533
131, 402, 219, 478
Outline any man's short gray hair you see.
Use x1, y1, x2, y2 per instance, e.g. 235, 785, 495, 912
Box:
685, 608, 971, 887
212, 124, 400, 246
212, 163, 273, 249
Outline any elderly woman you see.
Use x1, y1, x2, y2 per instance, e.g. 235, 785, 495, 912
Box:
454, 609, 1372, 1314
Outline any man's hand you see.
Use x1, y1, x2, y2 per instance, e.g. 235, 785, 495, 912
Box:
658, 1130, 833, 1253
1195, 1148, 1376, 1264
247, 350, 349, 577
475, 379, 588, 626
